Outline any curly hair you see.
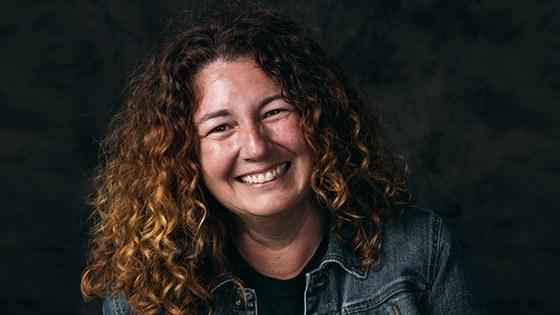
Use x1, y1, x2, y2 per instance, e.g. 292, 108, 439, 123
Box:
81, 6, 409, 315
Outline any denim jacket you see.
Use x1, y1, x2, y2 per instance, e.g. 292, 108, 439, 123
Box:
102, 207, 483, 314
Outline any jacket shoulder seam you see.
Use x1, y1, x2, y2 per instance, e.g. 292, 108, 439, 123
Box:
428, 212, 443, 289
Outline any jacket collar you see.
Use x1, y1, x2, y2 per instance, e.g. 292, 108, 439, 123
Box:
210, 237, 369, 293
209, 275, 236, 294
316, 219, 369, 279
210, 217, 370, 292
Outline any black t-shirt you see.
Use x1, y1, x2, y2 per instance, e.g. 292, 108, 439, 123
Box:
229, 235, 328, 315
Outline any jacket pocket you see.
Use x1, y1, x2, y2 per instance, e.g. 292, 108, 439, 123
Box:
341, 288, 420, 315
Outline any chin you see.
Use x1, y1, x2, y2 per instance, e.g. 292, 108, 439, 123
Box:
236, 194, 312, 219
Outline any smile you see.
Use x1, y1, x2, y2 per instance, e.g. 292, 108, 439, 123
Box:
238, 162, 290, 184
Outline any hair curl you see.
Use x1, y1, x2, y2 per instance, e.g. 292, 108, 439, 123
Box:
81, 6, 409, 315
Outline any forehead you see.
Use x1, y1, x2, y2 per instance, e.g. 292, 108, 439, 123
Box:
193, 57, 281, 117
196, 57, 261, 83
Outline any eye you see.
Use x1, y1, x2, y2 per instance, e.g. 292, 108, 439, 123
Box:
262, 108, 288, 119
209, 124, 231, 134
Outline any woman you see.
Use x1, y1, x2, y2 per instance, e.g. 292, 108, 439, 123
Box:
81, 7, 483, 315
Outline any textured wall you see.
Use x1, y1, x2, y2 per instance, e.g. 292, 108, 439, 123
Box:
1, 0, 558, 314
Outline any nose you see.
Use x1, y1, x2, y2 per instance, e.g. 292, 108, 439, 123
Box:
240, 123, 270, 161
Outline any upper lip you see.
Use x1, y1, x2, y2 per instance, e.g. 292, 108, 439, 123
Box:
235, 162, 289, 178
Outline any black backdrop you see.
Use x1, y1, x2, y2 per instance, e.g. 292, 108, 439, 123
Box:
1, 1, 558, 314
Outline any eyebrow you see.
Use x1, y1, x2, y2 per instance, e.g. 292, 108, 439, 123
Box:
195, 94, 283, 125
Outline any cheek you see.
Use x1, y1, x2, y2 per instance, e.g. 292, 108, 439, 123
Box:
199, 141, 236, 178
269, 118, 309, 153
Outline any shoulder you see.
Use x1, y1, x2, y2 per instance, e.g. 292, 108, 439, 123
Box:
384, 205, 454, 248
379, 206, 459, 286
102, 294, 130, 315
378, 207, 485, 313
327, 207, 483, 313
383, 205, 448, 249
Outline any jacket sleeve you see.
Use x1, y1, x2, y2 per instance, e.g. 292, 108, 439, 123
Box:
102, 294, 130, 315
424, 215, 485, 314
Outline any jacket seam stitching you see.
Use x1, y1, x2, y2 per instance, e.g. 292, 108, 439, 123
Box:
423, 212, 442, 311
342, 284, 413, 314
112, 295, 123, 315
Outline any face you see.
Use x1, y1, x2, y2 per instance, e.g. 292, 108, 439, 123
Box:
193, 57, 314, 221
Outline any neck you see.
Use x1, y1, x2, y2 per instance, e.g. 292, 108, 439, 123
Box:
234, 203, 324, 280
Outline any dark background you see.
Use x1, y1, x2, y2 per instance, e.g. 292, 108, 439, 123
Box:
1, 0, 558, 314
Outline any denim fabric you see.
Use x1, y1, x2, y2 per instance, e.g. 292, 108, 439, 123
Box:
102, 207, 484, 314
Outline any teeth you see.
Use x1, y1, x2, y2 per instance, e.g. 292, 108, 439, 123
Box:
240, 163, 288, 184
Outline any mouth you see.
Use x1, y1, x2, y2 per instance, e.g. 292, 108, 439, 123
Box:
236, 162, 291, 185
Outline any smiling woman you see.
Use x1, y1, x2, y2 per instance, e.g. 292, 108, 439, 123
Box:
81, 5, 483, 315
194, 58, 315, 221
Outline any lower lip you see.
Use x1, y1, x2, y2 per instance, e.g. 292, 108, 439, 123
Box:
238, 163, 290, 188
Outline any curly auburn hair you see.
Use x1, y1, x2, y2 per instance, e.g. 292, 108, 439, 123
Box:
81, 6, 408, 315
